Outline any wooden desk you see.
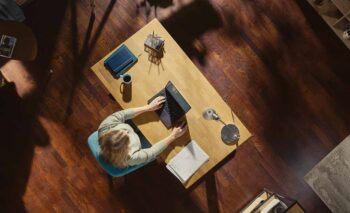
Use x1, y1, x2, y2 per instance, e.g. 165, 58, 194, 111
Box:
91, 19, 251, 188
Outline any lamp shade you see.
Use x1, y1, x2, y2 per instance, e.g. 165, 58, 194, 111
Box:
202, 108, 220, 120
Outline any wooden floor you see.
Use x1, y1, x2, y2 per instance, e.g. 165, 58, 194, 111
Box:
1, 0, 350, 212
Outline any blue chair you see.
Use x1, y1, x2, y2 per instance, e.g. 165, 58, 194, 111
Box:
87, 131, 150, 177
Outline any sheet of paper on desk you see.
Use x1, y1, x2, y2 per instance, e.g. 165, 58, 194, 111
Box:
166, 140, 209, 183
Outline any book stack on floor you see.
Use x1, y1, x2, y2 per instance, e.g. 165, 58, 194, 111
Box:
241, 189, 305, 213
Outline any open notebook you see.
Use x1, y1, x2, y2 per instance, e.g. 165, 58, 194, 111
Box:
166, 140, 209, 183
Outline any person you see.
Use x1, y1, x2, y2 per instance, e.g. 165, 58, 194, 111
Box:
98, 96, 188, 168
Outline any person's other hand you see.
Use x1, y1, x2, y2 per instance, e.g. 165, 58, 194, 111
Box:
148, 96, 166, 111
170, 122, 188, 140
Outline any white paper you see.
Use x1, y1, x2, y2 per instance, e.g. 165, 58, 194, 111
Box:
166, 140, 209, 183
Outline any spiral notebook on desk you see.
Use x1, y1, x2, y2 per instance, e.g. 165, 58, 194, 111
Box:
166, 140, 209, 183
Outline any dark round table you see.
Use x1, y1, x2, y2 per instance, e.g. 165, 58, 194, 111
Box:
0, 20, 37, 61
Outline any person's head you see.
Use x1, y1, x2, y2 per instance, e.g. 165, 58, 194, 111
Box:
99, 129, 130, 168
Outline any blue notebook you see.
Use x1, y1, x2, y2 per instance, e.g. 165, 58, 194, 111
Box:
104, 44, 138, 77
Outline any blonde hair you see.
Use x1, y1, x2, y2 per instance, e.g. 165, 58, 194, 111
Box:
99, 130, 130, 168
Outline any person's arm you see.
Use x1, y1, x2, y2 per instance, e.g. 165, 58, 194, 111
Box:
99, 109, 134, 128
128, 105, 152, 118
98, 96, 166, 137
130, 96, 166, 118
108, 96, 166, 121
128, 138, 170, 165
128, 123, 188, 166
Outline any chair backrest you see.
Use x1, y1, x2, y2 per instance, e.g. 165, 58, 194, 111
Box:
87, 131, 147, 177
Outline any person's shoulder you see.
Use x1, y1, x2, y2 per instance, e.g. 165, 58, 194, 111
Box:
127, 152, 147, 166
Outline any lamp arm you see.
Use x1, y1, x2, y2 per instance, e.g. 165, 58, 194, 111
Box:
217, 119, 226, 126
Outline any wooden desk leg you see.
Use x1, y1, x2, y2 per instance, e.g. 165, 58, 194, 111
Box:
205, 173, 220, 213
108, 93, 116, 101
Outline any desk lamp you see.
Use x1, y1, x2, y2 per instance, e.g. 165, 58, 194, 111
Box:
202, 108, 240, 145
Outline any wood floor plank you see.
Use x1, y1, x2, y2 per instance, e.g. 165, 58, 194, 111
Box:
1, 0, 350, 212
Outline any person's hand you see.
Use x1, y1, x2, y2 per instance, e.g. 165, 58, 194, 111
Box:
147, 96, 166, 111
170, 122, 188, 140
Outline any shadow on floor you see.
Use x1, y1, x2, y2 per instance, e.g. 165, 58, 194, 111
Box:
161, 0, 222, 65
0, 0, 69, 211
221, 0, 350, 182
108, 150, 237, 213
110, 161, 203, 213
214, 3, 325, 187
23, 0, 69, 85
64, 0, 116, 119
0, 82, 50, 212
136, 0, 173, 18
294, 0, 350, 112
